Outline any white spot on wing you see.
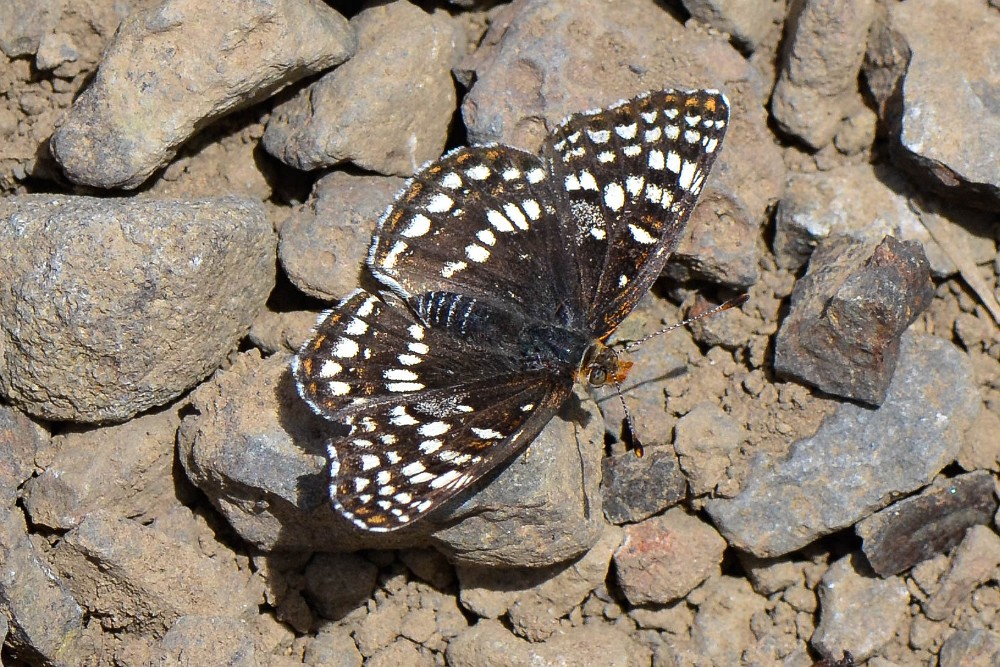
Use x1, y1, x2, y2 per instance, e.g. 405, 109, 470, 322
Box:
333, 338, 359, 358
426, 193, 454, 213
466, 244, 490, 262
604, 182, 625, 211
419, 421, 450, 436
401, 214, 431, 237
360, 454, 380, 471
628, 224, 657, 244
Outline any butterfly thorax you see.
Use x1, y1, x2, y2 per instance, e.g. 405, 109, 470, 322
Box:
410, 290, 592, 376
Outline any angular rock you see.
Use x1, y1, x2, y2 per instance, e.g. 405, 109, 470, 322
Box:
679, 0, 784, 53
456, 564, 554, 620
687, 576, 769, 665
50, 510, 257, 636
774, 235, 933, 405
180, 352, 605, 568
0, 0, 60, 57
770, 0, 876, 149
507, 525, 622, 640
885, 0, 1000, 210
0, 509, 91, 666
857, 471, 998, 576
23, 406, 182, 531
810, 554, 910, 662
674, 402, 747, 496
0, 195, 274, 422
50, 0, 356, 189
462, 0, 782, 271
613, 508, 726, 605
279, 171, 405, 301
773, 164, 997, 275
922, 525, 1000, 622
0, 405, 46, 506
445, 618, 649, 667
154, 616, 259, 666
601, 446, 686, 524
939, 629, 1000, 667
263, 2, 458, 176
303, 553, 378, 621
707, 333, 980, 558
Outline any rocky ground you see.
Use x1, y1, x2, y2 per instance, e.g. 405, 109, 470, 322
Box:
1, 0, 999, 665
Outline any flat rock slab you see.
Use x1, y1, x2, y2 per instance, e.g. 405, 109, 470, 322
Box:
857, 471, 998, 577
0, 195, 274, 422
50, 0, 355, 189
707, 332, 980, 558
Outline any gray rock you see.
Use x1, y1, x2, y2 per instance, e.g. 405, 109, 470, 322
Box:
613, 508, 726, 605
774, 236, 933, 406
774, 164, 997, 276
507, 525, 622, 641
263, 2, 459, 176
446, 619, 649, 667
0, 195, 274, 422
23, 406, 182, 530
707, 332, 980, 558
35, 32, 79, 71
303, 553, 378, 621
0, 508, 91, 666
462, 0, 782, 266
50, 510, 258, 636
601, 446, 686, 524
305, 628, 364, 667
279, 171, 405, 301
679, 0, 784, 53
687, 576, 769, 665
887, 0, 1000, 210
922, 525, 1000, 622
0, 405, 46, 507
0, 0, 60, 57
810, 553, 910, 662
155, 616, 259, 667
674, 402, 747, 496
939, 629, 1000, 667
50, 0, 355, 189
180, 352, 605, 568
770, 0, 876, 149
857, 472, 998, 577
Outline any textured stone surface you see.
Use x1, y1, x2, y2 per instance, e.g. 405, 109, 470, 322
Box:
180, 352, 604, 567
50, 0, 355, 188
887, 0, 1000, 209
0, 195, 274, 422
774, 164, 997, 276
922, 525, 1000, 622
674, 402, 747, 496
811, 554, 910, 662
708, 333, 980, 557
446, 619, 649, 667
23, 406, 181, 531
857, 471, 998, 576
601, 447, 686, 524
50, 510, 257, 636
771, 0, 875, 148
774, 235, 933, 405
279, 171, 405, 301
613, 508, 726, 605
680, 0, 784, 52
263, 2, 458, 175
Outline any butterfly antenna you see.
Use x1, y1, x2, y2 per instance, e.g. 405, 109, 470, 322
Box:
623, 294, 748, 353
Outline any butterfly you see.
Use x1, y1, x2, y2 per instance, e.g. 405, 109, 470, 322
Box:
294, 89, 729, 531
